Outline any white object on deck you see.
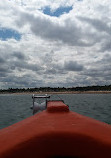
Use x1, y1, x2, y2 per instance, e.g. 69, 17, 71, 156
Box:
33, 101, 46, 114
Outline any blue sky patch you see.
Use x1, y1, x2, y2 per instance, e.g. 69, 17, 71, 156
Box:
43, 6, 73, 17
0, 28, 21, 41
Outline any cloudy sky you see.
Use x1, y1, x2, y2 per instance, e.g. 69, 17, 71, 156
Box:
0, 0, 111, 89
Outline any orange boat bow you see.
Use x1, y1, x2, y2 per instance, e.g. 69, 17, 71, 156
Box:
0, 101, 111, 158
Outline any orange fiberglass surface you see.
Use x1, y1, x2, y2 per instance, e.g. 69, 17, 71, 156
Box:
0, 100, 111, 158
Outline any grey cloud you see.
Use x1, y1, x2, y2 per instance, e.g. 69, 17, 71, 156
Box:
0, 66, 12, 81
104, 53, 111, 62
83, 69, 103, 78
100, 40, 111, 52
0, 74, 45, 88
16, 12, 95, 47
6, 51, 43, 72
44, 68, 67, 75
44, 68, 57, 74
64, 60, 84, 71
12, 51, 27, 60
31, 17, 95, 46
99, 53, 111, 64
0, 56, 5, 64
0, 58, 12, 73
0, 72, 7, 77
0, 51, 43, 83
42, 52, 84, 74
1, 6, 111, 88
82, 66, 111, 84
0, 67, 9, 73
82, 52, 111, 74
83, 54, 111, 78
0, 55, 12, 77
12, 60, 42, 72
43, 50, 54, 64
78, 17, 111, 35
76, 53, 111, 85
94, 54, 111, 68
65, 77, 91, 87
30, 17, 81, 46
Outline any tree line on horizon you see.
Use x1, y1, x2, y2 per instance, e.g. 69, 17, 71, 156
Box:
0, 85, 111, 93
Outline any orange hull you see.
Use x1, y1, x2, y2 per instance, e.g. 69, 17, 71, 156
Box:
0, 101, 111, 158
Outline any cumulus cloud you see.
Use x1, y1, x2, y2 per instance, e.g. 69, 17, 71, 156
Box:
0, 56, 5, 64
15, 11, 96, 47
78, 17, 111, 35
100, 40, 111, 52
0, 0, 111, 88
64, 60, 84, 71
12, 51, 27, 60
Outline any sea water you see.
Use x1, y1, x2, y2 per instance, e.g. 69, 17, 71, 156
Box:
0, 93, 111, 129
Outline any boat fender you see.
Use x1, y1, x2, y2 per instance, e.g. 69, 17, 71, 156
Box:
33, 101, 46, 114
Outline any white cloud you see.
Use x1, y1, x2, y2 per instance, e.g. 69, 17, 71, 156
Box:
0, 0, 111, 88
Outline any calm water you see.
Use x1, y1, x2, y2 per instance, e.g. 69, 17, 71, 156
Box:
0, 93, 111, 129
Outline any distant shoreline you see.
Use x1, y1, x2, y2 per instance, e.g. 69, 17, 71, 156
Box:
0, 91, 111, 95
